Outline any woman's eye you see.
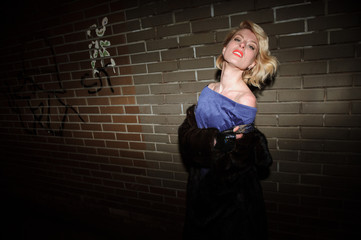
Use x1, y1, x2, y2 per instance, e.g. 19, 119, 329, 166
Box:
248, 45, 255, 50
234, 38, 241, 42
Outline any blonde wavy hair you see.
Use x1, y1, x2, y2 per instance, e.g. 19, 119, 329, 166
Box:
216, 20, 278, 88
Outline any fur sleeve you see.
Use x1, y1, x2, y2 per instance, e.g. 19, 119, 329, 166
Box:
227, 128, 273, 180
252, 128, 273, 179
178, 105, 219, 170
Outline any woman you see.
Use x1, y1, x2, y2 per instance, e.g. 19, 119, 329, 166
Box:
178, 20, 278, 239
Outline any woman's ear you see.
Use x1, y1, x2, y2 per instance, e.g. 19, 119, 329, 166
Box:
222, 47, 226, 55
248, 61, 257, 70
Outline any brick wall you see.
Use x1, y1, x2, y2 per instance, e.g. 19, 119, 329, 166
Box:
0, 0, 360, 239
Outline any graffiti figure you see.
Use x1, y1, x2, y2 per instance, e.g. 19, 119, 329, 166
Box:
82, 17, 116, 94
4, 37, 85, 136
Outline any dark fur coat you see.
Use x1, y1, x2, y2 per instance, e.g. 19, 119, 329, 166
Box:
178, 105, 272, 240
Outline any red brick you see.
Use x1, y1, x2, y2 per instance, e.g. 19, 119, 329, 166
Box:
231, 9, 274, 25
192, 17, 229, 33
123, 167, 147, 176
149, 84, 180, 94
112, 115, 138, 123
352, 102, 361, 114
137, 95, 164, 104
273, 49, 302, 63
281, 139, 328, 151
175, 5, 210, 22
121, 86, 136, 95
116, 133, 141, 141
141, 13, 173, 27
302, 102, 349, 114
329, 59, 361, 73
197, 69, 218, 80
257, 90, 277, 102
304, 44, 354, 60
110, 1, 137, 11
180, 82, 209, 93
112, 55, 130, 65
102, 123, 126, 132
148, 61, 178, 73
129, 142, 148, 150
131, 52, 160, 64
276, 2, 324, 21
59, 62, 80, 72
112, 76, 133, 85
112, 20, 140, 33
196, 43, 223, 58
138, 192, 163, 202
308, 13, 360, 31
84, 139, 106, 147
161, 48, 194, 61
119, 150, 144, 159
106, 140, 129, 149
86, 97, 110, 106
280, 61, 327, 76
117, 42, 145, 55
159, 139, 179, 150
163, 179, 186, 190
254, 115, 277, 126
127, 124, 142, 132
325, 114, 361, 127
179, 57, 214, 70
133, 74, 162, 85
214, 1, 254, 16
97, 148, 119, 157
64, 31, 86, 43
152, 104, 182, 115
261, 21, 304, 36
146, 38, 178, 51
330, 28, 361, 44
279, 115, 323, 126
123, 106, 139, 114
93, 132, 116, 140
65, 138, 84, 146
99, 106, 124, 114
89, 115, 112, 123
157, 23, 190, 38
73, 131, 93, 139
144, 152, 172, 164
143, 134, 169, 144
103, 179, 125, 189
179, 33, 215, 47
324, 140, 361, 153
258, 103, 301, 114
109, 157, 133, 167
109, 96, 136, 105
134, 159, 159, 169
303, 74, 353, 88
165, 94, 197, 104
127, 29, 155, 42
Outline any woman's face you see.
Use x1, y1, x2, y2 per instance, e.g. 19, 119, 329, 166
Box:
222, 28, 259, 71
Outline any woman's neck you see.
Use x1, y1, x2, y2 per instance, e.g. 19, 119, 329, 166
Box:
219, 62, 246, 92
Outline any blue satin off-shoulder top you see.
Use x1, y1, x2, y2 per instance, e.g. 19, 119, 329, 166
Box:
195, 86, 257, 132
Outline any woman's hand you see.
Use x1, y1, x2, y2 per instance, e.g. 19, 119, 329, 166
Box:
233, 126, 244, 139
213, 126, 243, 147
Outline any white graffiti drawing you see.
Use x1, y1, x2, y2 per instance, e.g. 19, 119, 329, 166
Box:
87, 17, 116, 77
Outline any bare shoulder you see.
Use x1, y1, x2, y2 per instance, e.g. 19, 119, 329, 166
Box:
208, 82, 220, 92
208, 82, 218, 91
238, 91, 257, 108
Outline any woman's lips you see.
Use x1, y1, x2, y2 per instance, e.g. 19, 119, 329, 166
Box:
232, 50, 243, 58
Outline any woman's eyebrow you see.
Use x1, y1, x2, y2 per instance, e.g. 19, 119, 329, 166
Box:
234, 34, 258, 45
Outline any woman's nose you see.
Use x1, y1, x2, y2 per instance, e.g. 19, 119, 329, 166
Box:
239, 41, 246, 48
